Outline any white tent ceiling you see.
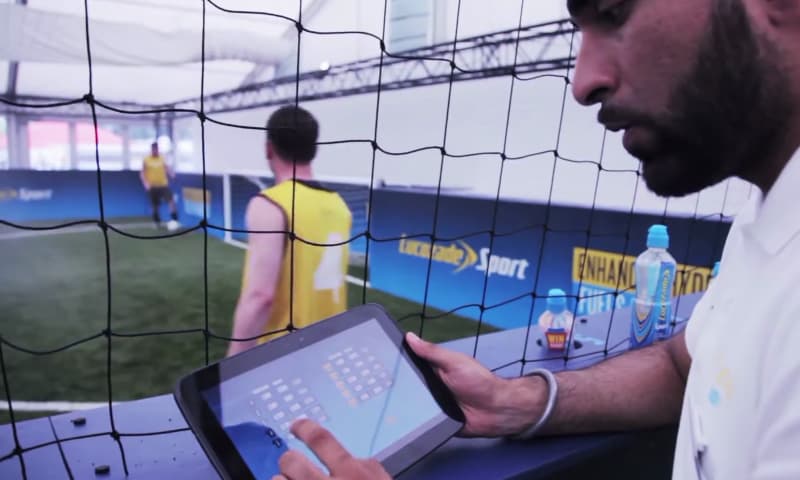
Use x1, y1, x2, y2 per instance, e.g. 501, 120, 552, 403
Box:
0, 0, 320, 105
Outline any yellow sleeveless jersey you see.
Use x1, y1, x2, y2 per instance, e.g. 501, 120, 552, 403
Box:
142, 155, 169, 187
244, 180, 352, 343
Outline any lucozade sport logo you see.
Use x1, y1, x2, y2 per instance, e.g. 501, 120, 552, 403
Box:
0, 189, 18, 201
398, 235, 478, 273
475, 247, 530, 280
397, 235, 530, 280
0, 188, 52, 202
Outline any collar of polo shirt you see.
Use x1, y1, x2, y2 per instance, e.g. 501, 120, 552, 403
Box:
735, 148, 800, 256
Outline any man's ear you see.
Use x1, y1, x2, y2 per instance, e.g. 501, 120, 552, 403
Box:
266, 141, 273, 160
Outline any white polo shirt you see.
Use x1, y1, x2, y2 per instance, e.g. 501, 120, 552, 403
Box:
673, 147, 800, 480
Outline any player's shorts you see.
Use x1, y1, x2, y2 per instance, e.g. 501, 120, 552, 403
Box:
148, 186, 173, 206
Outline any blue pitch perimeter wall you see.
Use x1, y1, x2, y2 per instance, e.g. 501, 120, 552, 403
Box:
0, 170, 223, 241
1, 171, 730, 330
369, 188, 731, 330
0, 171, 368, 252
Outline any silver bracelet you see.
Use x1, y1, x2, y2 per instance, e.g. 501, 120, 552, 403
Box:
509, 368, 558, 440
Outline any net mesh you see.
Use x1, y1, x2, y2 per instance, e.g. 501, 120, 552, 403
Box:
0, 0, 733, 476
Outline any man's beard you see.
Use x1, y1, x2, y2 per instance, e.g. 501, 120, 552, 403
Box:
626, 0, 791, 197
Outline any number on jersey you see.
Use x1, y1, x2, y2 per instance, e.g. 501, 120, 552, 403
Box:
314, 233, 345, 302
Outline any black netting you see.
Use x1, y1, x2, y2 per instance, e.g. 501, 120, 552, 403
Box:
0, 0, 732, 477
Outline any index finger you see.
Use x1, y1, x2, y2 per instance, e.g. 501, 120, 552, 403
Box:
291, 419, 352, 474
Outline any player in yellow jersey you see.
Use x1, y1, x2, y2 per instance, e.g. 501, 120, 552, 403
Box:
227, 106, 352, 357
140, 142, 179, 229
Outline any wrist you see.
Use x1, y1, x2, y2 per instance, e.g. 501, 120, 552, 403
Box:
508, 369, 558, 439
492, 374, 548, 437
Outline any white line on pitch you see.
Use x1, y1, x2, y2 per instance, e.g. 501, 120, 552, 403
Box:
226, 238, 248, 249
224, 238, 371, 288
345, 275, 371, 288
0, 222, 155, 240
0, 400, 117, 413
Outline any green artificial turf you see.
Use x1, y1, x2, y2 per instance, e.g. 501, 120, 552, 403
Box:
0, 223, 496, 425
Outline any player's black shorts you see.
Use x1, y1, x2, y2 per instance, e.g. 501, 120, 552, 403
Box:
148, 186, 173, 206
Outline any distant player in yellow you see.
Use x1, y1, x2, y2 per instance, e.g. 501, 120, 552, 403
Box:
227, 106, 352, 357
140, 142, 179, 229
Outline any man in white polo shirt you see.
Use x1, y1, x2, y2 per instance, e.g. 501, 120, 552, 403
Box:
275, 0, 800, 479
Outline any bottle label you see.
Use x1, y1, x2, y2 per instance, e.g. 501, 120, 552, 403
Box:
546, 328, 567, 350
631, 261, 675, 346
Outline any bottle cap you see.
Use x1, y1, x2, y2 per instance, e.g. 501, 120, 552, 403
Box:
646, 224, 669, 249
546, 288, 567, 314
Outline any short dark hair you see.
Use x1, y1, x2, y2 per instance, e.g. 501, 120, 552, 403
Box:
266, 105, 319, 164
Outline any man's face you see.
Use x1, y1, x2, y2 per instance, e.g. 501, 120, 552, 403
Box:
570, 0, 791, 197
151, 144, 159, 156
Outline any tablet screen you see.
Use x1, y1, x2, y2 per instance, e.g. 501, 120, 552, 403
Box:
201, 319, 447, 479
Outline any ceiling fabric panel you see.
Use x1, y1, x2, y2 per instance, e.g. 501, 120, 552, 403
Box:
1, 0, 323, 103
0, 4, 291, 66
17, 61, 251, 104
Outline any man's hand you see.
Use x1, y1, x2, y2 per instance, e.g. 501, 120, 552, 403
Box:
142, 182, 150, 191
274, 334, 548, 480
406, 332, 546, 438
274, 419, 391, 480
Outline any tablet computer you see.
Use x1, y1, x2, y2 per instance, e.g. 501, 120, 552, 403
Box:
174, 303, 465, 479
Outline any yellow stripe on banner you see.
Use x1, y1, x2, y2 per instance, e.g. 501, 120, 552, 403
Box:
182, 187, 211, 204
572, 247, 713, 296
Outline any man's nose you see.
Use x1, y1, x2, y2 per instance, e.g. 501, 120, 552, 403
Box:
571, 33, 617, 106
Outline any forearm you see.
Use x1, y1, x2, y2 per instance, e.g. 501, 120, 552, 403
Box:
506, 333, 689, 436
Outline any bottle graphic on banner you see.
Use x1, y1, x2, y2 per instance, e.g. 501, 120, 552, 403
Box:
631, 225, 676, 349
540, 288, 574, 351
711, 261, 720, 281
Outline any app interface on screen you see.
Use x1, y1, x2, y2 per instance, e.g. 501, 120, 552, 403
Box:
202, 319, 446, 479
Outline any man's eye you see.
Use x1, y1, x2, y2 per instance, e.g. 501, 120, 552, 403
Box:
596, 0, 631, 26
